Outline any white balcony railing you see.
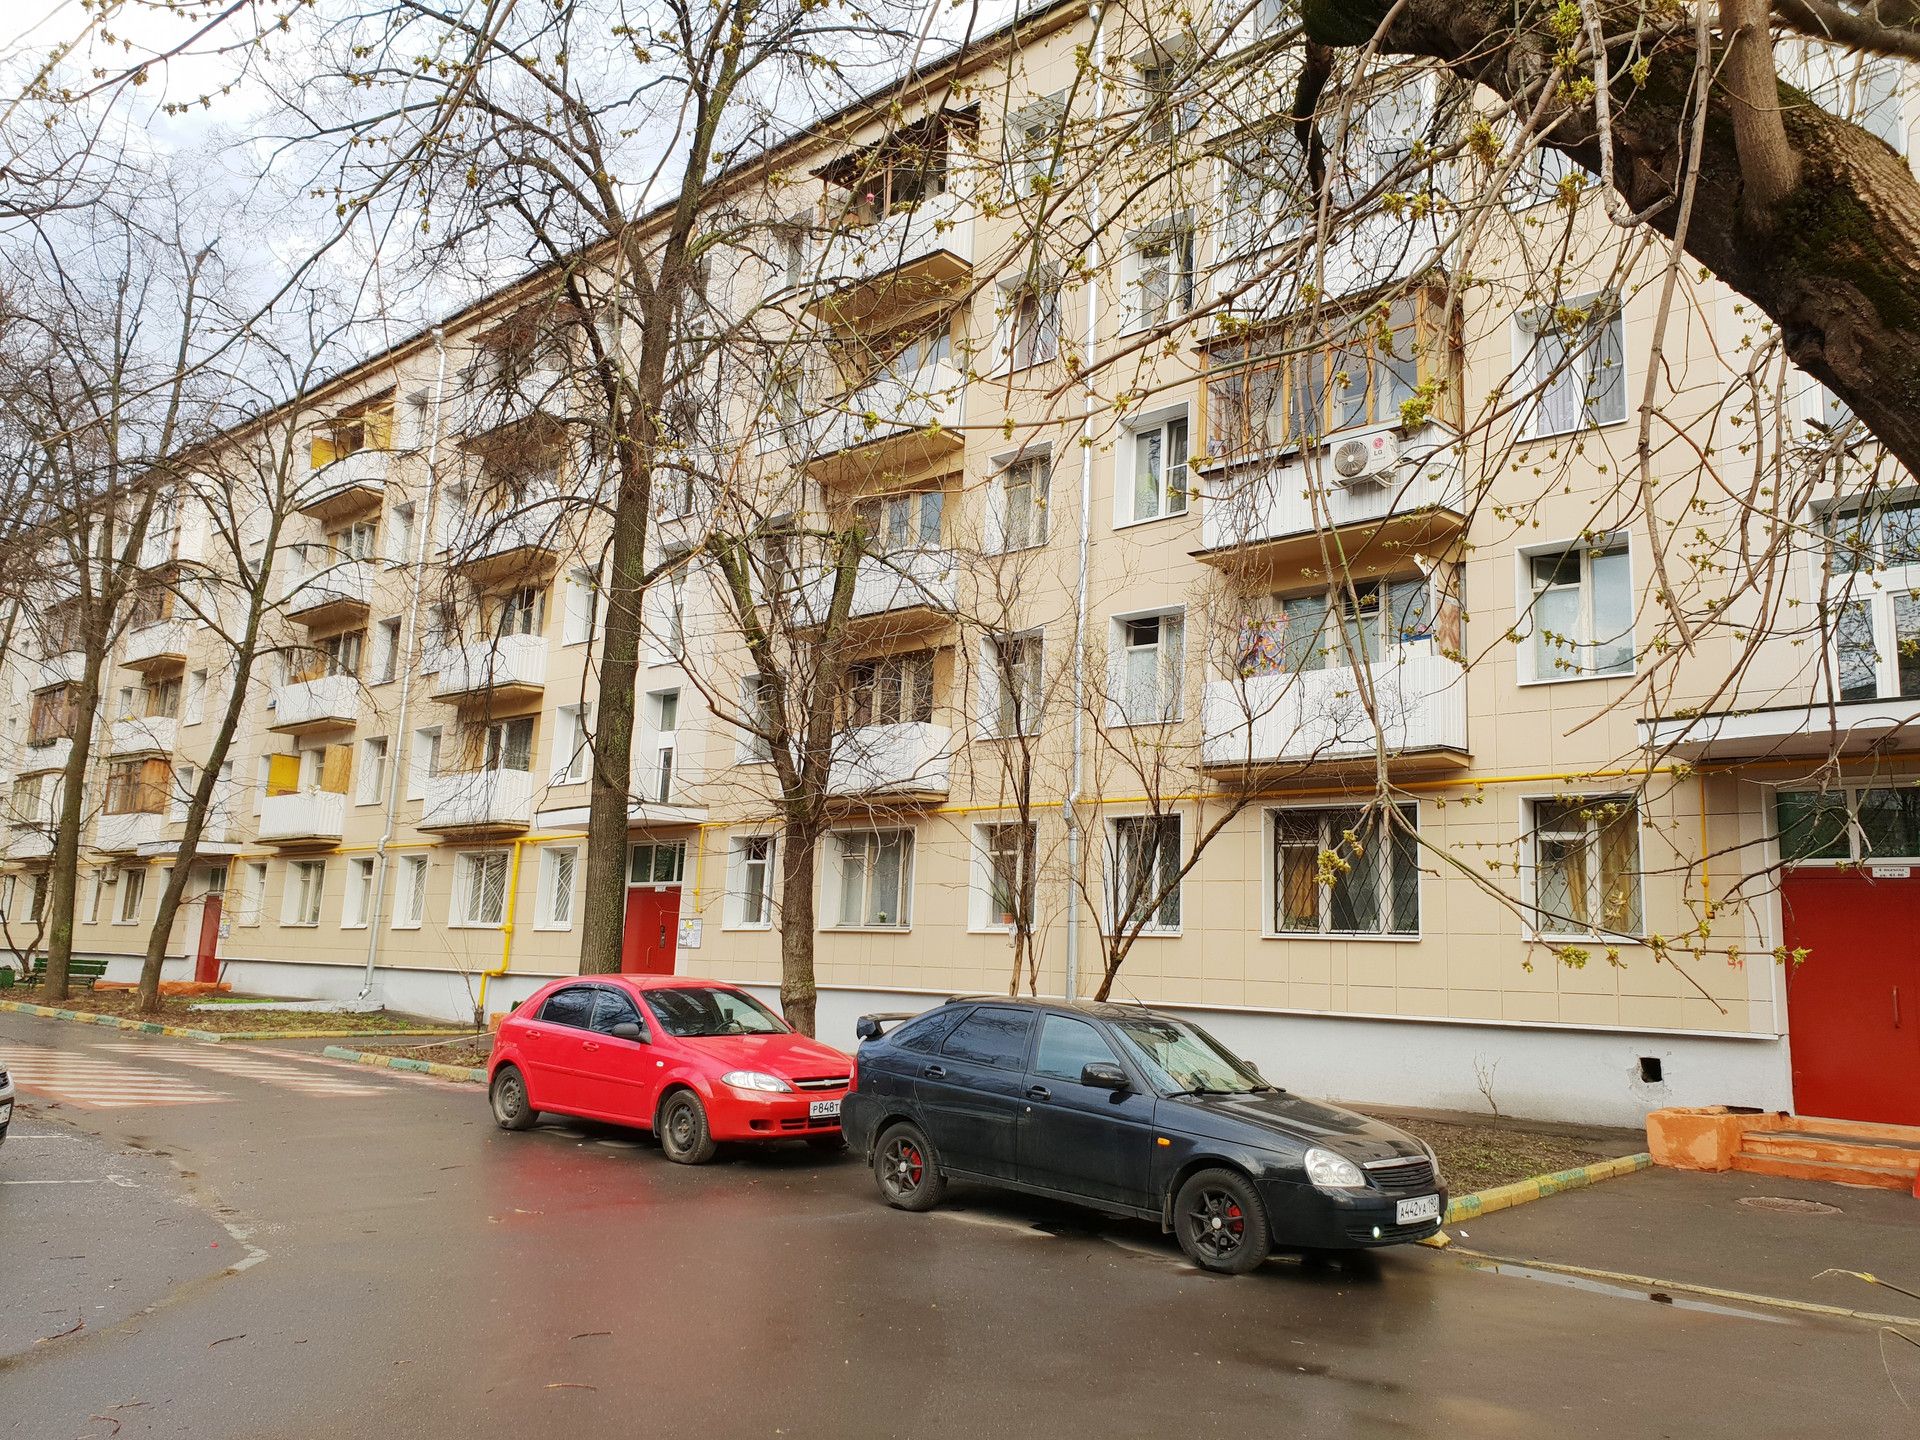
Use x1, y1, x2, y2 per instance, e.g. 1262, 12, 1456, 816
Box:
285, 559, 373, 620
257, 789, 348, 844
297, 449, 390, 516
108, 714, 178, 757
5, 829, 53, 862
809, 363, 966, 461
431, 633, 547, 702
460, 365, 564, 437
1198, 422, 1465, 552
419, 767, 536, 832
796, 549, 957, 627
827, 721, 954, 799
122, 620, 191, 669
18, 738, 73, 775
1201, 651, 1468, 769
442, 497, 564, 574
271, 674, 360, 731
95, 810, 165, 854
34, 651, 84, 690
812, 190, 974, 301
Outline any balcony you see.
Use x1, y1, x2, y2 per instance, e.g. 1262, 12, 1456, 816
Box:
443, 501, 564, 585
296, 449, 390, 524
1201, 651, 1469, 775
257, 789, 347, 847
34, 651, 84, 691
1194, 422, 1466, 579
796, 550, 957, 640
286, 560, 373, 628
805, 364, 966, 486
122, 620, 191, 672
108, 714, 178, 758
461, 365, 565, 441
269, 674, 360, 735
419, 767, 536, 836
431, 634, 547, 706
5, 829, 53, 863
1640, 694, 1920, 761
18, 738, 73, 776
807, 190, 975, 331
95, 810, 164, 855
827, 721, 953, 803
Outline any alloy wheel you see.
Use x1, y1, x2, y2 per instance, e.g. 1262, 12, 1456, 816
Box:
882, 1135, 924, 1199
1184, 1187, 1247, 1263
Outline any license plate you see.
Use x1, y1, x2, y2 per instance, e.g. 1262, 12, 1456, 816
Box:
1396, 1194, 1440, 1225
808, 1098, 841, 1120
0, 1099, 12, 1124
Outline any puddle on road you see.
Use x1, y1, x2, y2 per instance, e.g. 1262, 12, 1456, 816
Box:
1467, 1260, 1794, 1324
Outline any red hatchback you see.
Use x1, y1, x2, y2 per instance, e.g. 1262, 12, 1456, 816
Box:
487, 975, 853, 1164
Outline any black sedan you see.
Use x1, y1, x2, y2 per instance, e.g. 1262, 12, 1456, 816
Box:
841, 997, 1445, 1274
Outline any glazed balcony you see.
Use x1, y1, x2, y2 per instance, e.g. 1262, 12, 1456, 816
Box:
826, 721, 953, 803
257, 789, 347, 846
108, 714, 178, 758
296, 449, 390, 524
807, 190, 975, 331
431, 633, 547, 707
269, 674, 360, 735
1201, 651, 1469, 775
122, 620, 191, 673
805, 364, 966, 486
418, 767, 536, 836
286, 559, 374, 629
94, 810, 164, 855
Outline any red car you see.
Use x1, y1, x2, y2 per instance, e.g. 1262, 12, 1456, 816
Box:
487, 975, 853, 1164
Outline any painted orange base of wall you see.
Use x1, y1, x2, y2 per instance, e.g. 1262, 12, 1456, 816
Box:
91, 980, 233, 997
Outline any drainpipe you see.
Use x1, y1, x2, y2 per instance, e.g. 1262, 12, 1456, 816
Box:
1064, 0, 1108, 1003
474, 836, 527, 1027
359, 326, 450, 1001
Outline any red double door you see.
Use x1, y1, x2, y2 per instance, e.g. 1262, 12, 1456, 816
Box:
1782, 868, 1920, 1125
621, 886, 681, 975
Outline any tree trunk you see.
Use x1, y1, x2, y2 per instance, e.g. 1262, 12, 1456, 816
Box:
579, 514, 645, 976
778, 821, 822, 1036
38, 656, 103, 1004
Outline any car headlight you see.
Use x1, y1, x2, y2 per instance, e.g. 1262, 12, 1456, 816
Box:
1303, 1147, 1367, 1190
720, 1070, 792, 1094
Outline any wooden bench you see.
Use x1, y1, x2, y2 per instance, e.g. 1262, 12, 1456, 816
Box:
24, 957, 109, 991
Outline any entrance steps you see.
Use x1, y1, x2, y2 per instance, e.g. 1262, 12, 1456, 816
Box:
1648, 1107, 1920, 1196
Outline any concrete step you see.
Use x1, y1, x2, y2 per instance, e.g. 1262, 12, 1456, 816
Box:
1772, 1114, 1920, 1146
1732, 1144, 1920, 1192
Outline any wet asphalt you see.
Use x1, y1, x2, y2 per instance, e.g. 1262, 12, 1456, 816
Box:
1, 1009, 1915, 1440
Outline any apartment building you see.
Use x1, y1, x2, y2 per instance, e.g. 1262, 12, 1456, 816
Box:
2, 2, 1915, 1128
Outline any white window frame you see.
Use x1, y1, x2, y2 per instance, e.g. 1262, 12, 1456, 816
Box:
1522, 794, 1646, 941
1106, 813, 1183, 936
1518, 536, 1634, 684
452, 849, 512, 929
552, 703, 592, 786
1514, 292, 1628, 440
1123, 216, 1196, 334
1265, 803, 1422, 940
979, 630, 1044, 738
392, 854, 427, 930
356, 737, 389, 806
988, 451, 1051, 554
409, 726, 443, 800
970, 821, 1037, 933
386, 502, 416, 565
83, 868, 106, 925
237, 861, 267, 927
342, 856, 375, 929
561, 566, 599, 646
184, 668, 208, 725
371, 617, 402, 685
113, 866, 147, 925
724, 833, 777, 930
535, 845, 578, 931
168, 763, 195, 823
1108, 608, 1185, 726
825, 827, 915, 931
1116, 408, 1190, 528
735, 674, 773, 764
282, 859, 325, 928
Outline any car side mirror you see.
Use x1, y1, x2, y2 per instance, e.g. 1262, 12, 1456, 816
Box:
610, 1022, 646, 1043
1081, 1062, 1128, 1091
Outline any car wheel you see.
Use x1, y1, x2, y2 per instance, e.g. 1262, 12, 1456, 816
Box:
658, 1090, 717, 1165
1174, 1168, 1272, 1275
489, 1065, 538, 1132
873, 1122, 946, 1211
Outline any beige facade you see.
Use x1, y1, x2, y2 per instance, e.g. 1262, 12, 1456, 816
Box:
4, 4, 1916, 1125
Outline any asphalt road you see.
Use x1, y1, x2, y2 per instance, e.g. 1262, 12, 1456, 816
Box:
2, 1010, 1914, 1440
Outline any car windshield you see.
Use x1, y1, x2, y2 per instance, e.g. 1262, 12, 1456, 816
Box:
1109, 1015, 1271, 1095
644, 986, 790, 1038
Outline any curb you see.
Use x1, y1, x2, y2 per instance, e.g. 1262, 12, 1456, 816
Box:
322, 1044, 487, 1084
0, 999, 466, 1045
1419, 1152, 1653, 1246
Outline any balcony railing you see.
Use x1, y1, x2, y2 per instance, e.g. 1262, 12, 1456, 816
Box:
1201, 651, 1469, 771
286, 559, 373, 626
805, 363, 966, 478
442, 498, 564, 582
258, 789, 348, 845
461, 364, 565, 438
108, 714, 178, 758
431, 633, 547, 704
827, 721, 953, 800
33, 651, 84, 691
419, 767, 536, 834
809, 190, 975, 328
5, 829, 53, 862
297, 449, 390, 522
796, 549, 957, 630
270, 674, 360, 733
122, 620, 191, 671
18, 738, 73, 776
95, 810, 165, 854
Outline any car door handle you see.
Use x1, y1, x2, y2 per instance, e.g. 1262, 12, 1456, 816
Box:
1026, 1085, 1051, 1101
922, 1065, 947, 1079
582, 1040, 602, 1052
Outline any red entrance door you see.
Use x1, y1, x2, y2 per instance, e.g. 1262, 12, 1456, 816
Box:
1783, 868, 1920, 1124
621, 887, 681, 975
195, 896, 223, 986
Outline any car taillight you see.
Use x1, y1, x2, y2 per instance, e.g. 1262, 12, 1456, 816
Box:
847, 1058, 859, 1089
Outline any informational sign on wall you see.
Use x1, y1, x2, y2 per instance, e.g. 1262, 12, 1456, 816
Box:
678, 918, 702, 950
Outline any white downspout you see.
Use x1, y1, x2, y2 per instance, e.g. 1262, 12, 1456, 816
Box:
359, 327, 450, 999
1065, 0, 1107, 1003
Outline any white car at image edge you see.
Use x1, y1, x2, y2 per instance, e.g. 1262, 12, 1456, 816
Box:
0, 1059, 12, 1150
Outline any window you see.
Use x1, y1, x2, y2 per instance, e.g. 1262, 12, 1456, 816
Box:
283, 860, 325, 927
1032, 1014, 1122, 1084
1517, 294, 1627, 438
168, 763, 195, 822
993, 456, 1050, 552
1204, 291, 1445, 460
562, 566, 599, 645
393, 854, 427, 929
409, 726, 442, 799
84, 869, 105, 925
1526, 541, 1633, 680
1778, 786, 1920, 863
1000, 279, 1062, 371
1125, 414, 1189, 524
386, 502, 416, 564
184, 669, 208, 725
454, 850, 511, 927
317, 629, 364, 679
553, 703, 592, 785
975, 822, 1036, 930
822, 112, 955, 224
342, 856, 375, 928
105, 758, 169, 814
628, 840, 686, 885
589, 987, 646, 1037
26, 685, 79, 746
1006, 92, 1066, 194
144, 675, 182, 719
1125, 218, 1195, 331
940, 1006, 1035, 1070
357, 737, 389, 806
646, 690, 679, 803
491, 586, 544, 638
422, 602, 455, 672
540, 986, 595, 1030
854, 491, 943, 552
115, 867, 148, 924
328, 520, 377, 561
1136, 56, 1198, 142
1236, 576, 1437, 676
372, 618, 402, 684
727, 834, 777, 928
1215, 129, 1310, 259
237, 861, 267, 926
737, 674, 774, 763
1112, 612, 1184, 725
1271, 804, 1419, 936
481, 716, 535, 772
844, 650, 935, 728
1821, 497, 1920, 702
1109, 815, 1182, 933
1528, 797, 1643, 937
833, 829, 914, 928
982, 632, 1044, 737
537, 846, 577, 930
650, 563, 688, 663
311, 392, 394, 466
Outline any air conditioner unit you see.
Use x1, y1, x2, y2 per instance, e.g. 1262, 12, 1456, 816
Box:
1330, 431, 1400, 487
